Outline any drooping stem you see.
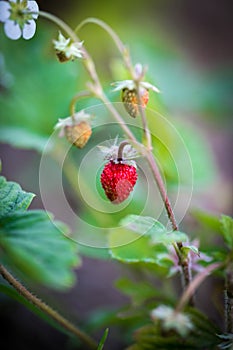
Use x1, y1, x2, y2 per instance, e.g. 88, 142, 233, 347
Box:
75, 17, 135, 77
117, 141, 130, 161
69, 90, 92, 120
0, 264, 97, 350
39, 11, 79, 43
225, 264, 233, 333
39, 11, 101, 91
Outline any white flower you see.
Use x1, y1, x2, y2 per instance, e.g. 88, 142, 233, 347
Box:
112, 79, 160, 94
53, 31, 84, 62
54, 110, 92, 137
0, 0, 39, 40
111, 62, 160, 94
151, 305, 193, 337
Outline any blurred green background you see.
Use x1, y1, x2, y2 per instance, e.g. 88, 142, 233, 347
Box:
0, 0, 232, 349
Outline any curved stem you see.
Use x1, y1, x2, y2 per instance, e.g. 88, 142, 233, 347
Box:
69, 90, 92, 119
38, 11, 101, 90
0, 264, 97, 349
75, 17, 135, 77
39, 11, 79, 43
175, 262, 221, 313
117, 141, 130, 161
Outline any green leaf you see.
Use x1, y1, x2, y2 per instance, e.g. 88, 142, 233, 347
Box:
120, 215, 188, 244
0, 175, 35, 219
151, 231, 188, 244
181, 245, 200, 259
0, 210, 80, 289
109, 215, 188, 265
120, 215, 165, 235
220, 215, 233, 249
0, 127, 51, 153
97, 328, 109, 350
109, 227, 170, 267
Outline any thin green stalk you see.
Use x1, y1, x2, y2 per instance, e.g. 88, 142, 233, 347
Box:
0, 264, 97, 350
135, 82, 152, 150
100, 94, 138, 143
39, 11, 101, 90
75, 17, 135, 77
39, 11, 79, 43
69, 90, 92, 118
117, 140, 130, 160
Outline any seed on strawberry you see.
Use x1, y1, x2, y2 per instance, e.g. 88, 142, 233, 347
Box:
122, 88, 149, 118
100, 160, 138, 204
65, 121, 92, 148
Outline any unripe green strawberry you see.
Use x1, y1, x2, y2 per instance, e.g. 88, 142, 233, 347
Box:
122, 88, 149, 118
100, 160, 138, 204
65, 121, 92, 149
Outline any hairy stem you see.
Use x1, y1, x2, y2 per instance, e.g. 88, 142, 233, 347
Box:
145, 150, 193, 297
0, 264, 97, 349
225, 264, 233, 333
146, 151, 178, 231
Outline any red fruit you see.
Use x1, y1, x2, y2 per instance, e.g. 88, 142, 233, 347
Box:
122, 88, 149, 118
100, 160, 138, 204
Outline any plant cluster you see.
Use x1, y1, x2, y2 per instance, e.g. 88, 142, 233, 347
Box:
0, 1, 232, 349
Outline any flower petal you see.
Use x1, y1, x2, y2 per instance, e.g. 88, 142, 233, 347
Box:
141, 81, 160, 93
27, 0, 39, 19
22, 19, 36, 40
4, 20, 21, 40
111, 80, 135, 91
0, 1, 11, 22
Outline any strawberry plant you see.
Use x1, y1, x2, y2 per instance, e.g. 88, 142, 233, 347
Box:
0, 1, 232, 349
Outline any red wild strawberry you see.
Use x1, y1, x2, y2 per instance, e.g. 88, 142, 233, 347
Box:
100, 160, 138, 204
122, 88, 149, 118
